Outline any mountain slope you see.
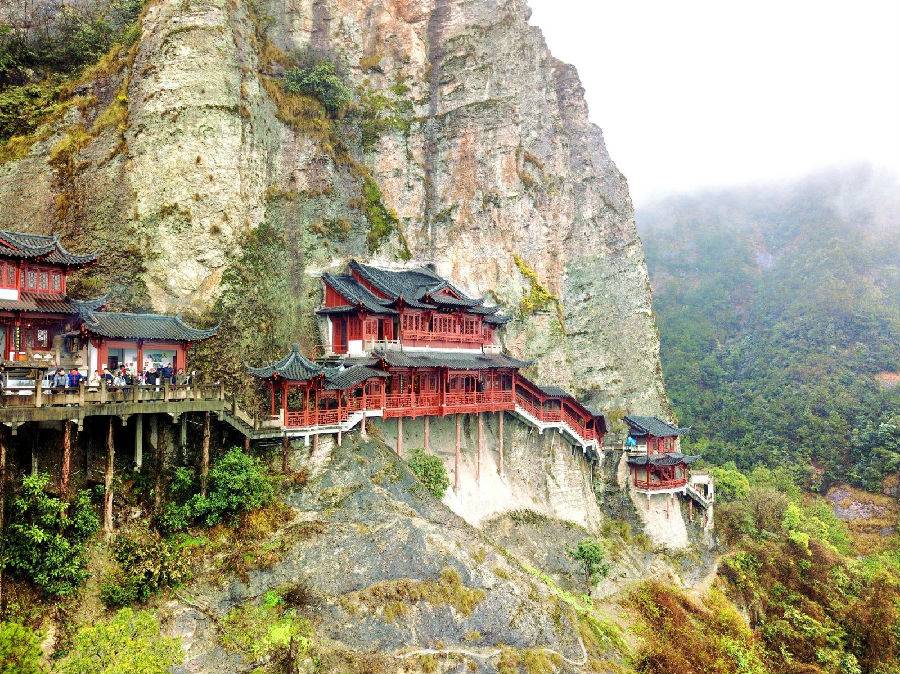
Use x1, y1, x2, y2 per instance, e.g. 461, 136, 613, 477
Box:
638, 166, 900, 490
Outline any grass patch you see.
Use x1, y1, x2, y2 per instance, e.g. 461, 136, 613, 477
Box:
219, 590, 312, 663
343, 566, 486, 619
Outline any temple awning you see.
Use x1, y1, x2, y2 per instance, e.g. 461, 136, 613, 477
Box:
79, 309, 219, 341
318, 260, 510, 323
627, 452, 699, 467
323, 365, 390, 390
0, 294, 107, 315
624, 415, 689, 438
372, 349, 529, 370
0, 230, 98, 266
248, 344, 322, 381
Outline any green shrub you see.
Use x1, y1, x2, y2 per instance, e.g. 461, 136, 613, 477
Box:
159, 449, 274, 532
0, 621, 46, 674
100, 523, 190, 607
55, 608, 181, 674
0, 0, 144, 87
219, 591, 312, 664
2, 472, 99, 597
282, 60, 352, 116
0, 80, 61, 141
710, 463, 751, 503
407, 448, 449, 499
568, 538, 611, 589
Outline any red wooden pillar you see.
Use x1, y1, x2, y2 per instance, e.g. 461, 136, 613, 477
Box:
60, 420, 71, 499
270, 384, 275, 416
103, 418, 115, 537
281, 381, 288, 423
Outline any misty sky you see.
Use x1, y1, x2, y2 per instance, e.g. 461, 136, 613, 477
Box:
528, 0, 900, 205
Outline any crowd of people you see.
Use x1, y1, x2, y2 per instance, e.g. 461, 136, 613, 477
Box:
49, 363, 194, 390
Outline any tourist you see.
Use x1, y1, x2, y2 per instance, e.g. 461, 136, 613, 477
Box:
103, 368, 114, 384
52, 368, 68, 389
89, 370, 101, 389
67, 368, 81, 388
161, 362, 173, 384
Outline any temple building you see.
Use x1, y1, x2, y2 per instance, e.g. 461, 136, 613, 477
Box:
0, 230, 101, 362
318, 261, 509, 355
0, 229, 217, 374
251, 262, 606, 454
623, 415, 698, 494
78, 309, 219, 374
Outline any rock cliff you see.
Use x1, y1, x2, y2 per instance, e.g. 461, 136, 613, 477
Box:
0, 0, 669, 418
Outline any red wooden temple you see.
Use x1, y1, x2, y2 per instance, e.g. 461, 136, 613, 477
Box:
0, 229, 217, 374
250, 262, 608, 453
624, 415, 697, 493
318, 261, 509, 354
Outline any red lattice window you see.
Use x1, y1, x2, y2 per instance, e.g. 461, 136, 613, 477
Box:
348, 317, 362, 340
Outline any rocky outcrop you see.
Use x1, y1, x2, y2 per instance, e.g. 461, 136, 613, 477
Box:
372, 413, 602, 529
163, 435, 628, 673
0, 0, 669, 418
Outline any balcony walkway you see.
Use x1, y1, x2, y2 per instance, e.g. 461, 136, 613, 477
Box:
0, 382, 226, 430
0, 381, 601, 452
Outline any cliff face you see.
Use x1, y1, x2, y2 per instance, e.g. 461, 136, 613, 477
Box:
0, 0, 669, 417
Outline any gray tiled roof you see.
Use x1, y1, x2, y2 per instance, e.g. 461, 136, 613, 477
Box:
248, 344, 322, 381
321, 273, 396, 315
624, 415, 686, 438
626, 453, 699, 467
0, 293, 107, 315
373, 349, 529, 370
349, 260, 449, 300
0, 230, 97, 266
80, 310, 219, 341
323, 365, 390, 390
322, 261, 508, 322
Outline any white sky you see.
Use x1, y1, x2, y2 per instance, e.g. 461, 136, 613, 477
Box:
527, 0, 900, 205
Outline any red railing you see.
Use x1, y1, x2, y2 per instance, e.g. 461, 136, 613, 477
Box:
514, 393, 597, 443
633, 476, 688, 490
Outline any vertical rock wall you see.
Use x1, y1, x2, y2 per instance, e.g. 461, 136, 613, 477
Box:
0, 0, 670, 418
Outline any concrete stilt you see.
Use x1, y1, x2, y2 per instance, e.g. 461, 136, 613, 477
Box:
304, 434, 310, 448
134, 414, 143, 469
31, 432, 37, 475
282, 435, 290, 473
337, 430, 342, 447
104, 418, 115, 537
396, 417, 403, 457
477, 413, 483, 484
498, 411, 504, 475
360, 415, 367, 439
424, 416, 430, 452
312, 433, 319, 453
454, 415, 461, 491
243, 435, 251, 452
180, 414, 187, 453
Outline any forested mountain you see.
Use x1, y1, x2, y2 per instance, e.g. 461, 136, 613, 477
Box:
639, 165, 900, 491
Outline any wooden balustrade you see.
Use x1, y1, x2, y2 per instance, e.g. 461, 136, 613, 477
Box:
632, 476, 688, 490
0, 383, 223, 409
